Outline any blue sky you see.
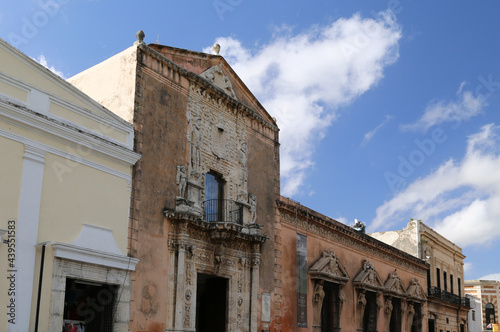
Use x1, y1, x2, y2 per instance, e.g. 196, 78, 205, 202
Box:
2, 1, 500, 281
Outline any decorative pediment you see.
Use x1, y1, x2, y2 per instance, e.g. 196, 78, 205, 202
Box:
353, 260, 384, 291
200, 64, 237, 99
384, 270, 408, 297
406, 278, 427, 301
309, 249, 349, 285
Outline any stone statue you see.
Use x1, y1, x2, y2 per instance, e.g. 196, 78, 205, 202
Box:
188, 114, 201, 176
249, 193, 257, 223
384, 297, 393, 332
357, 290, 367, 329
407, 303, 415, 331
239, 141, 248, 197
313, 281, 325, 330
339, 287, 346, 315
177, 165, 187, 198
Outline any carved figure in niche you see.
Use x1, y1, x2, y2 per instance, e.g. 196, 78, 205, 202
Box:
407, 303, 415, 331
188, 114, 202, 176
239, 141, 248, 198
313, 281, 325, 327
176, 165, 187, 198
249, 193, 257, 223
326, 253, 339, 275
377, 292, 383, 311
384, 298, 393, 315
339, 287, 346, 315
357, 290, 367, 329
384, 297, 393, 332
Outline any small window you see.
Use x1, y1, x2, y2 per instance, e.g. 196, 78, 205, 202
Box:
443, 271, 447, 291
205, 171, 224, 222
450, 274, 454, 294
472, 310, 475, 321
437, 268, 441, 289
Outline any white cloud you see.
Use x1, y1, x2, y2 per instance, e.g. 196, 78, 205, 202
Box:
463, 262, 472, 273
479, 273, 500, 281
206, 11, 402, 196
372, 124, 500, 248
363, 115, 393, 144
36, 55, 65, 78
401, 82, 487, 132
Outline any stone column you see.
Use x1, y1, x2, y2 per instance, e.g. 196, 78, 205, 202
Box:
174, 243, 187, 330
11, 145, 46, 332
250, 251, 261, 332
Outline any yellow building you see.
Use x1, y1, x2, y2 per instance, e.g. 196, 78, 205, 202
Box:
0, 38, 140, 332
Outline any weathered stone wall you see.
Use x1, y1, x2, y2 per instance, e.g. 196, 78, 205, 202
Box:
128, 48, 190, 332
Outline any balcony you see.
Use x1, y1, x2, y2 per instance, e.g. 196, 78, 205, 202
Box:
428, 287, 471, 308
203, 199, 242, 224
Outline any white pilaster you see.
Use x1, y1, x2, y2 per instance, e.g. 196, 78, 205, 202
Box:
9, 144, 46, 332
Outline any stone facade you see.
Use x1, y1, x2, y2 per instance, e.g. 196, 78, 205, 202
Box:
70, 36, 280, 332
465, 280, 500, 331
371, 220, 470, 332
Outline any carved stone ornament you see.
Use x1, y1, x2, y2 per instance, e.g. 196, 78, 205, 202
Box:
383, 270, 408, 298
200, 64, 237, 99
406, 278, 427, 301
309, 249, 349, 285
353, 260, 384, 292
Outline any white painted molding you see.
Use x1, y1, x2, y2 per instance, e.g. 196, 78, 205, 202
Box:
23, 144, 46, 164
52, 224, 139, 271
72, 224, 124, 255
0, 39, 134, 134
52, 243, 139, 271
0, 127, 132, 182
0, 98, 139, 166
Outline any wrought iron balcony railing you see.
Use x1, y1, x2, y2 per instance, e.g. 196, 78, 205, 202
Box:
203, 199, 242, 225
428, 287, 471, 308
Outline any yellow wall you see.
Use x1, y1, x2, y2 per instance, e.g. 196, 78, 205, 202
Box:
38, 153, 131, 252
0, 137, 23, 331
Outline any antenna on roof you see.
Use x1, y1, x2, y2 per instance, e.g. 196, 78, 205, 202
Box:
156, 34, 160, 44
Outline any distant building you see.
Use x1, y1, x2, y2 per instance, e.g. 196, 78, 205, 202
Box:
371, 219, 470, 332
0, 38, 140, 332
466, 294, 483, 332
465, 280, 500, 331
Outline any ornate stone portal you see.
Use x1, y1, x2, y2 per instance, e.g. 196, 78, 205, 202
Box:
165, 81, 268, 332
309, 249, 349, 332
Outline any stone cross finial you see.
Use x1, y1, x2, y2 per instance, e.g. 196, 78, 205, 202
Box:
212, 43, 221, 55
135, 30, 145, 45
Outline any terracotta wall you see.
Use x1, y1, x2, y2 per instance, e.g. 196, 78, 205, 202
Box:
129, 49, 190, 332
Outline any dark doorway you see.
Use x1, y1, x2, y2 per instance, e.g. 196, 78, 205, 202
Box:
390, 298, 402, 332
428, 318, 435, 332
63, 278, 118, 332
196, 274, 228, 332
363, 291, 378, 332
486, 303, 495, 327
321, 283, 340, 332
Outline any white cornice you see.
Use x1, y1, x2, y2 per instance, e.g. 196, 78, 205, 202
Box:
0, 127, 132, 182
0, 38, 134, 129
0, 98, 140, 167
52, 242, 139, 271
